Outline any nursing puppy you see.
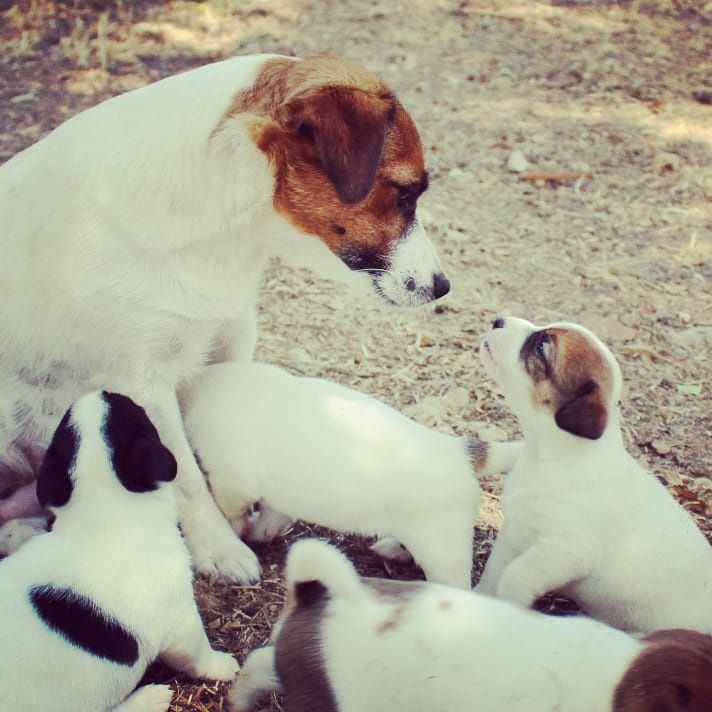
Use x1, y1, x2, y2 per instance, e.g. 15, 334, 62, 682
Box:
0, 54, 448, 582
184, 362, 521, 589
477, 316, 712, 634
0, 392, 237, 712
229, 540, 712, 712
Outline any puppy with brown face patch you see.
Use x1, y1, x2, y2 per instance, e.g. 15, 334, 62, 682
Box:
477, 316, 712, 635
0, 54, 447, 582
229, 540, 712, 712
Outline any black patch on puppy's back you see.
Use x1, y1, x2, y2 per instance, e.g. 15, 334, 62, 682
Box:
276, 589, 337, 712
35, 409, 77, 509
30, 584, 139, 666
101, 392, 177, 493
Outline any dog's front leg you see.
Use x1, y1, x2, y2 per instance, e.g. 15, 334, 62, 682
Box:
210, 308, 258, 365
160, 601, 239, 682
155, 394, 262, 583
494, 539, 591, 609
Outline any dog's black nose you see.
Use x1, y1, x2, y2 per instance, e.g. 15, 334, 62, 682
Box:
492, 317, 506, 329
432, 272, 450, 299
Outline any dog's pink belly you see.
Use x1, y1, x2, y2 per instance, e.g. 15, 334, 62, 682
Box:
0, 481, 43, 523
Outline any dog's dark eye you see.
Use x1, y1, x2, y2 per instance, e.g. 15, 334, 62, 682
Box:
398, 189, 417, 213
535, 333, 551, 360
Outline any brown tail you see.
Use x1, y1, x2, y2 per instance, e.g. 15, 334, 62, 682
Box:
614, 629, 712, 711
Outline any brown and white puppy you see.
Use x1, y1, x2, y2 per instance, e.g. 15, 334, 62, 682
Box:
477, 317, 712, 634
0, 54, 448, 581
229, 540, 712, 712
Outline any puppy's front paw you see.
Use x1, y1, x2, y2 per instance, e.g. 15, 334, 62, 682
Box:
194, 650, 240, 681
0, 517, 46, 556
191, 531, 261, 583
116, 683, 173, 711
246, 509, 292, 543
370, 536, 413, 563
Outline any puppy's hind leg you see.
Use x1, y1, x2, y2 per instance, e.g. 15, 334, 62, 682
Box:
400, 518, 474, 589
110, 684, 173, 712
160, 598, 239, 681
227, 646, 280, 712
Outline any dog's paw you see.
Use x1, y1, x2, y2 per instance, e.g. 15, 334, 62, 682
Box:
114, 684, 173, 712
191, 532, 261, 583
195, 650, 240, 681
246, 508, 292, 543
0, 517, 46, 556
370, 536, 413, 563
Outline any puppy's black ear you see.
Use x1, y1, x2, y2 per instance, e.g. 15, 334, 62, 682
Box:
102, 392, 177, 493
36, 410, 77, 508
554, 380, 607, 440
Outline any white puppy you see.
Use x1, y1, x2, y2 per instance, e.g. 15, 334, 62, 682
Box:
0, 391, 238, 712
0, 54, 448, 582
183, 362, 521, 589
229, 539, 712, 712
477, 316, 712, 634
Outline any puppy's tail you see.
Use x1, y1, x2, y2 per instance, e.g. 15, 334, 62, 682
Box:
466, 439, 523, 477
286, 539, 366, 607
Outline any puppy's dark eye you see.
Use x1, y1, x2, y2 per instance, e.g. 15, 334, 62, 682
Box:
535, 333, 551, 360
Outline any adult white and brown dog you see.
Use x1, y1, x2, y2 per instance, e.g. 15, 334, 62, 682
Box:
183, 361, 521, 589
0, 391, 237, 712
477, 316, 712, 634
229, 539, 712, 712
0, 54, 449, 581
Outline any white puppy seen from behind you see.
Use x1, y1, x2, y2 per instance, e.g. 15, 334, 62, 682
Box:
0, 391, 238, 712
184, 362, 521, 589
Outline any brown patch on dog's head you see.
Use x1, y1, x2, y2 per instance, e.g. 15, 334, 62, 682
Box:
226, 56, 427, 272
520, 327, 612, 439
614, 629, 712, 711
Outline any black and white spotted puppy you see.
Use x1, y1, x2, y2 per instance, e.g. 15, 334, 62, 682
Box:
0, 391, 238, 712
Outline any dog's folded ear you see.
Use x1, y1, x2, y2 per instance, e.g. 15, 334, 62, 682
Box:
278, 87, 394, 204
103, 392, 177, 493
36, 410, 77, 509
554, 380, 607, 440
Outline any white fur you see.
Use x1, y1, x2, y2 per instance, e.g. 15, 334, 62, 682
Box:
477, 316, 712, 634
0, 392, 237, 711
0, 54, 445, 580
184, 362, 521, 589
230, 539, 647, 712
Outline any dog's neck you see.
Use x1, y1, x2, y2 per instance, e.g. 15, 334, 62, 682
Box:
51, 481, 178, 536
519, 410, 626, 469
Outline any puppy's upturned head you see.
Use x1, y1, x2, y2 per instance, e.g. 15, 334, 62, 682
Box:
480, 317, 621, 440
614, 629, 712, 711
36, 391, 176, 511
222, 55, 448, 307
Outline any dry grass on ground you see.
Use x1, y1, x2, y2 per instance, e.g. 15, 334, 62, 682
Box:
1, 1, 710, 709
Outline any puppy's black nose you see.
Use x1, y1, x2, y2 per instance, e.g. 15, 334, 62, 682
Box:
432, 272, 450, 299
492, 317, 506, 329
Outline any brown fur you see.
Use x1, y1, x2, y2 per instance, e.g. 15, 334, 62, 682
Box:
220, 55, 426, 265
614, 629, 712, 711
522, 328, 612, 439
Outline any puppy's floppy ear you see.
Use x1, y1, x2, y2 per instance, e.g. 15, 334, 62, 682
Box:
102, 392, 177, 493
614, 632, 712, 711
279, 87, 393, 203
118, 433, 177, 492
554, 380, 607, 440
36, 410, 77, 509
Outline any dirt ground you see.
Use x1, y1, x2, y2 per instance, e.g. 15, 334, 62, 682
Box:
1, 1, 710, 709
